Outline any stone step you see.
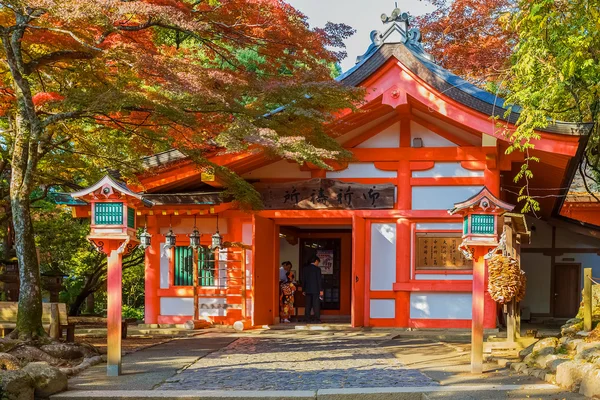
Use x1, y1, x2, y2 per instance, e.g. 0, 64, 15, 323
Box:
51, 385, 567, 400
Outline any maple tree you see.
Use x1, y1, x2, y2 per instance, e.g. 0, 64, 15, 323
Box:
417, 0, 516, 86
0, 0, 362, 339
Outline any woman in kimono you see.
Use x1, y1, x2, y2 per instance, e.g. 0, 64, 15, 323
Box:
279, 271, 296, 323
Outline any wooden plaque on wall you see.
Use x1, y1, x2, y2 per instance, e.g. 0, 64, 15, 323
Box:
416, 235, 473, 270
254, 179, 395, 210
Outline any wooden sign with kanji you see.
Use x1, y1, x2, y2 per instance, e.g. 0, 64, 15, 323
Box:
254, 179, 395, 210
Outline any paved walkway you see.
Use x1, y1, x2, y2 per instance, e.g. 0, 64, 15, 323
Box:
159, 331, 434, 390
59, 328, 586, 399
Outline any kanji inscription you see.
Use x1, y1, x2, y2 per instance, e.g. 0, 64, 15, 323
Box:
255, 179, 395, 210
416, 235, 473, 270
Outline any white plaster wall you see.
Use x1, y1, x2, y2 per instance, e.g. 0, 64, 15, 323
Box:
412, 186, 483, 210
410, 293, 472, 319
336, 113, 396, 145
356, 122, 400, 148
160, 297, 194, 316
556, 229, 600, 249
412, 162, 484, 178
279, 238, 300, 278
326, 163, 397, 179
414, 274, 472, 280
370, 299, 395, 318
370, 223, 396, 290
198, 297, 228, 318
412, 109, 480, 146
242, 160, 311, 179
159, 242, 169, 289
411, 121, 457, 147
416, 223, 463, 231
523, 217, 552, 248
520, 253, 552, 314
159, 217, 228, 235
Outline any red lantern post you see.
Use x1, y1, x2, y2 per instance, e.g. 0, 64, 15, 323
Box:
449, 188, 514, 374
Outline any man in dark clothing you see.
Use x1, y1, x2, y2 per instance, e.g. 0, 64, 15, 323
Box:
302, 255, 323, 323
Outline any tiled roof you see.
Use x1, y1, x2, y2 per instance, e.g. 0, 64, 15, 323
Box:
141, 149, 187, 169
339, 42, 593, 136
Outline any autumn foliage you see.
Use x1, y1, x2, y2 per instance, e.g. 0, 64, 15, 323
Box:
417, 0, 516, 86
0, 0, 362, 339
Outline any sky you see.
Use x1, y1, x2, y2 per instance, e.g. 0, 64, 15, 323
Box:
286, 0, 437, 71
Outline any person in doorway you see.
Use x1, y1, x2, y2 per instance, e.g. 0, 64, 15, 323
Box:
279, 271, 296, 323
302, 256, 323, 323
279, 261, 292, 282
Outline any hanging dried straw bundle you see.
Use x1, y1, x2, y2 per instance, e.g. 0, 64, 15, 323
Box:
487, 254, 526, 304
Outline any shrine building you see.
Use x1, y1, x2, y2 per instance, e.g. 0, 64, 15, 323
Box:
67, 9, 598, 329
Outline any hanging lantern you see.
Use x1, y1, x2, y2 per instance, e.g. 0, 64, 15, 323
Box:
164, 215, 176, 249
139, 228, 152, 249
211, 214, 222, 250
138, 215, 152, 249
164, 228, 176, 249
189, 215, 201, 249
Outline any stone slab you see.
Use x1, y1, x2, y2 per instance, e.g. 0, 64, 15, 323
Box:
51, 390, 317, 400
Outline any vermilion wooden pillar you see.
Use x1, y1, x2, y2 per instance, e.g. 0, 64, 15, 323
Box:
144, 215, 160, 324
471, 247, 487, 374
106, 243, 123, 376
90, 238, 135, 377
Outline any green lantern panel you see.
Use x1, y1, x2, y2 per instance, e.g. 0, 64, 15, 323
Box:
94, 203, 123, 225
471, 214, 495, 234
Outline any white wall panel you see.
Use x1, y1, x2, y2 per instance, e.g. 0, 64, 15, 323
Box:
370, 299, 396, 318
410, 292, 472, 319
412, 162, 484, 178
370, 223, 396, 290
160, 297, 194, 316
411, 121, 457, 147
326, 163, 397, 179
520, 253, 551, 314
356, 122, 400, 148
412, 186, 483, 210
159, 242, 169, 289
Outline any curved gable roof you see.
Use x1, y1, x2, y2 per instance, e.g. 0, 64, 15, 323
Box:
339, 42, 593, 137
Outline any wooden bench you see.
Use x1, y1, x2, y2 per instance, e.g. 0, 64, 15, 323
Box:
0, 302, 76, 341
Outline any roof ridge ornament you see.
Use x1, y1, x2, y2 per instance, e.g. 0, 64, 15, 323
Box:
356, 7, 431, 65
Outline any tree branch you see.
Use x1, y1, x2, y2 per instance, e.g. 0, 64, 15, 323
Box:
24, 50, 94, 75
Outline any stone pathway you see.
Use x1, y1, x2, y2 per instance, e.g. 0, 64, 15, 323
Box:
158, 332, 436, 390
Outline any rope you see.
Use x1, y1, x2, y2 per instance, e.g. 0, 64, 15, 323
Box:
587, 275, 600, 285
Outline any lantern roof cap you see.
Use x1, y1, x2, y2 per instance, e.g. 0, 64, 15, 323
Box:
502, 212, 532, 244
70, 174, 143, 201
448, 187, 515, 215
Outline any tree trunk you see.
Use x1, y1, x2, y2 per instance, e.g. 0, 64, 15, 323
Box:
70, 289, 93, 316
11, 192, 44, 340
86, 293, 95, 315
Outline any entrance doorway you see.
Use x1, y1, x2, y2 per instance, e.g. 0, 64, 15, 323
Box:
278, 227, 352, 321
553, 263, 581, 318
300, 237, 342, 311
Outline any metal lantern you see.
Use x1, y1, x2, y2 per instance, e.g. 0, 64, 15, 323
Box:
211, 214, 222, 250
139, 228, 152, 249
189, 215, 201, 249
211, 231, 222, 250
164, 228, 176, 249
189, 228, 201, 249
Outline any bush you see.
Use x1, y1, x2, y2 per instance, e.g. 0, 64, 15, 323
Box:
122, 305, 144, 321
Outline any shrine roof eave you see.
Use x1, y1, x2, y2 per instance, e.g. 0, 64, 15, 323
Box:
70, 175, 145, 202
448, 187, 516, 215
338, 42, 594, 137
